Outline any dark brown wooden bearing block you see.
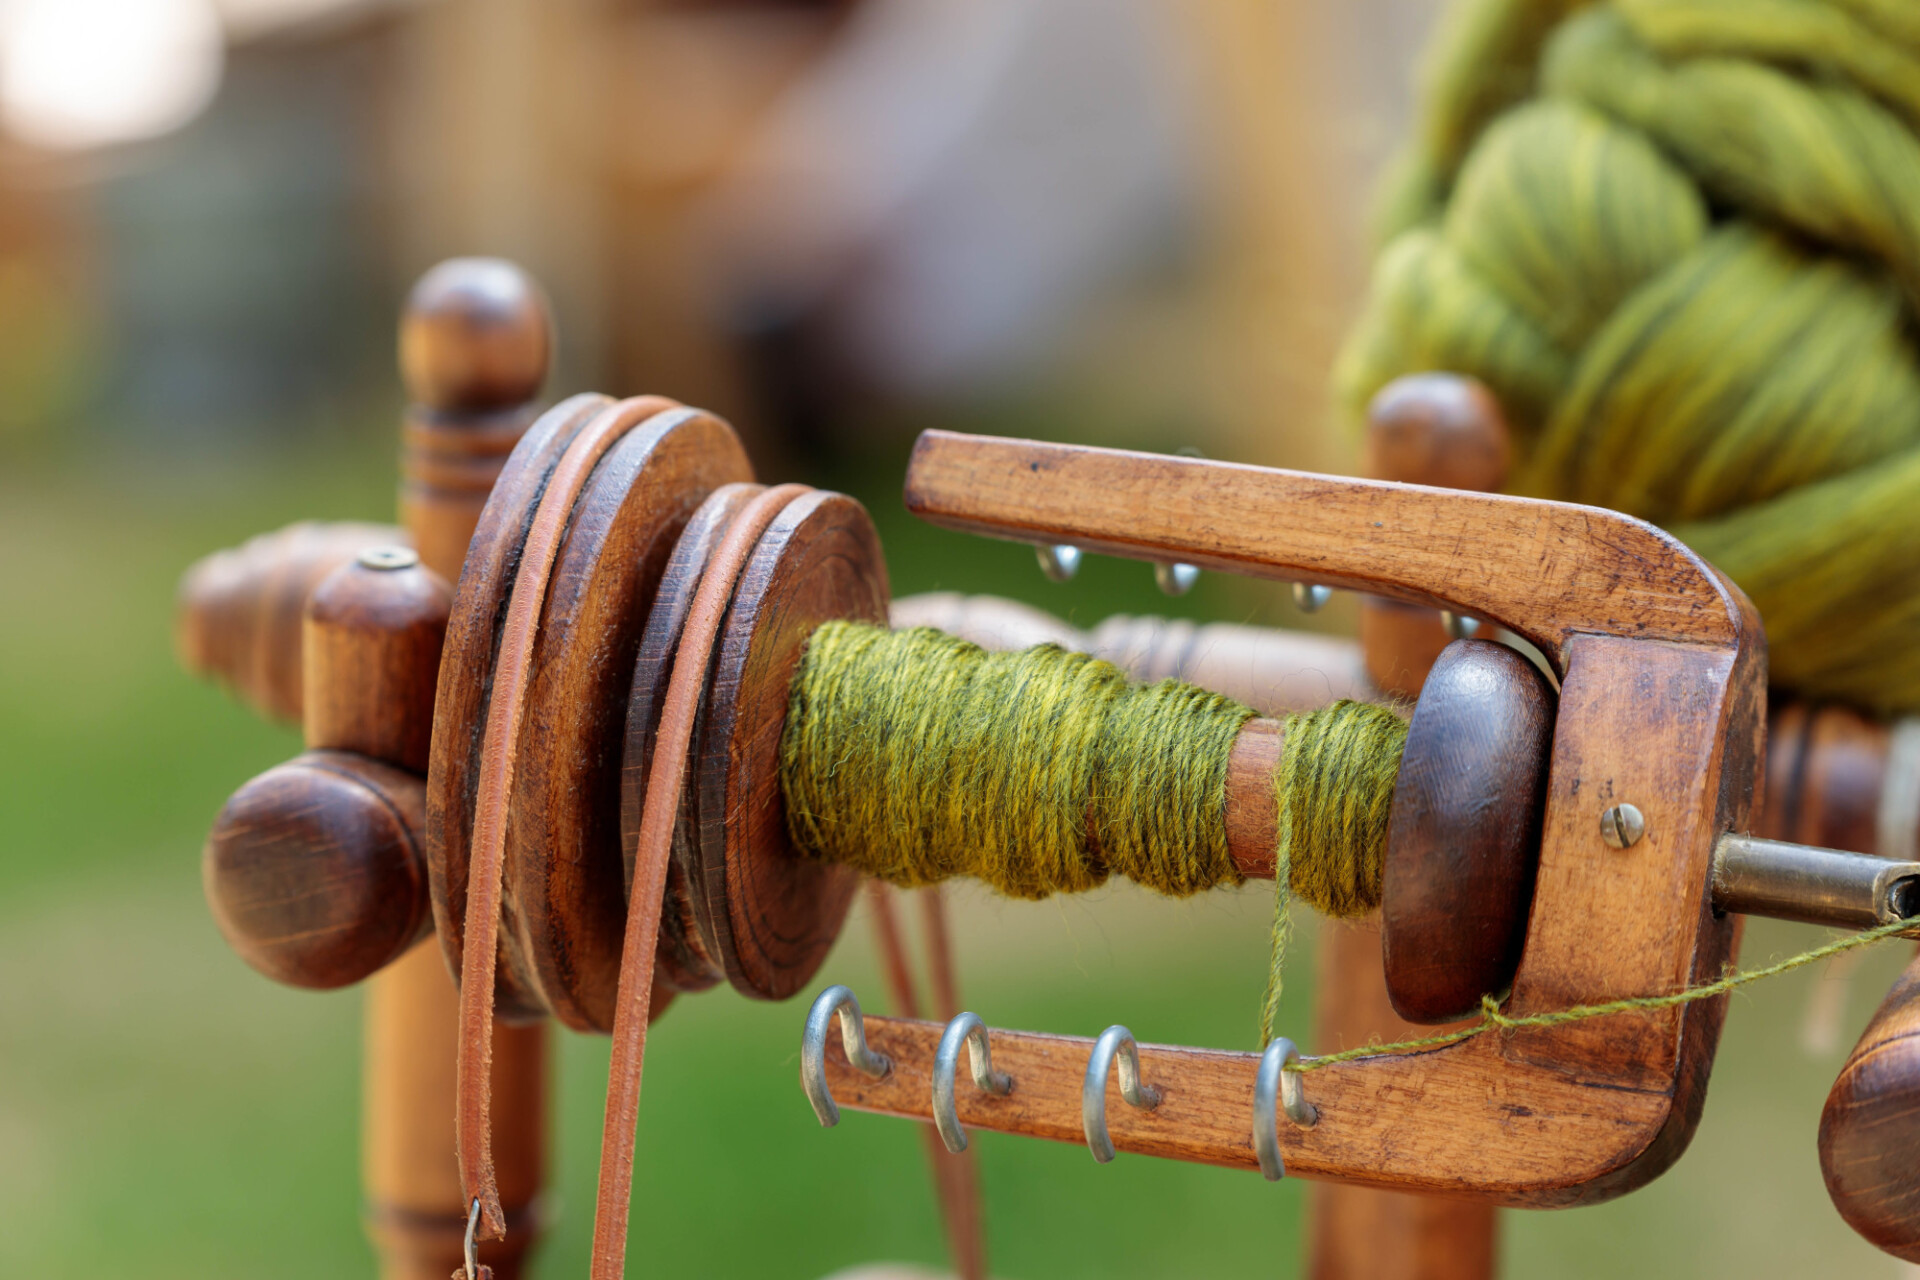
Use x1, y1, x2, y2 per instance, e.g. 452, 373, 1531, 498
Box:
1382, 639, 1555, 1024
204, 749, 429, 989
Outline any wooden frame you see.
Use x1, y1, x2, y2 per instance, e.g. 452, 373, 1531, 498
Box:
809, 431, 1766, 1205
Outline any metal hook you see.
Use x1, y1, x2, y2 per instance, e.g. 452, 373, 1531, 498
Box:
1252, 1038, 1318, 1181
1441, 610, 1480, 640
1292, 581, 1333, 613
932, 1012, 1014, 1153
1082, 1025, 1164, 1163
1036, 543, 1082, 583
1154, 561, 1201, 596
463, 1197, 481, 1279
801, 985, 892, 1128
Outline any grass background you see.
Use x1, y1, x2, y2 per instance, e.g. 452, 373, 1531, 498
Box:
0, 423, 1912, 1278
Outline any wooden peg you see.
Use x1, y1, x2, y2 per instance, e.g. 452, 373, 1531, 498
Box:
400, 257, 550, 414
201, 550, 451, 989
176, 521, 407, 724
305, 550, 451, 774
1323, 372, 1511, 1280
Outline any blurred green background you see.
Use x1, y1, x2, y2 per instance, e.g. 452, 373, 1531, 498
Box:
1, 1, 1915, 1276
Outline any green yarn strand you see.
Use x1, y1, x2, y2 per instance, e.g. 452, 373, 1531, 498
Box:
1260, 701, 1409, 1045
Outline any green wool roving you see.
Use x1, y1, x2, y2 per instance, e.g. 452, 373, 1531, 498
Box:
1338, 0, 1920, 713
778, 622, 1406, 914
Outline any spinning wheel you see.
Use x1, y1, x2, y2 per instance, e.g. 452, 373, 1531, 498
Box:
182, 260, 1920, 1278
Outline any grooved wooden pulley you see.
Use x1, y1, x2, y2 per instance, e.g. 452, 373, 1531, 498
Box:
426, 394, 753, 1031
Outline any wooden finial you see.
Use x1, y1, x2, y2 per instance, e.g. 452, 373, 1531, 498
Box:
400, 258, 551, 414
1364, 372, 1512, 493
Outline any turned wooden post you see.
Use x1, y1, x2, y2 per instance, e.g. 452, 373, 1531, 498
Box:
1307, 373, 1508, 1280
363, 259, 552, 1280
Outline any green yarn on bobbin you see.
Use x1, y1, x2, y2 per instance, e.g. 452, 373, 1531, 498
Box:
779, 622, 1411, 1035
780, 622, 1256, 900
1339, 0, 1920, 713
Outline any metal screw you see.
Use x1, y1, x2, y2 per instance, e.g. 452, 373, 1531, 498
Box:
1440, 610, 1480, 641
1154, 561, 1200, 596
357, 545, 419, 572
1036, 544, 1081, 583
1600, 803, 1646, 850
1292, 582, 1332, 613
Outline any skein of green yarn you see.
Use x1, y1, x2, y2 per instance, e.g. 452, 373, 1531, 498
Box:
1339, 0, 1920, 713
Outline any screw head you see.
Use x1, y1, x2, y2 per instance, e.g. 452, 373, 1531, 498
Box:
1600, 803, 1645, 850
357, 545, 420, 572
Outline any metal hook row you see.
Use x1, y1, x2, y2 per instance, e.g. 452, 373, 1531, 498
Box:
801, 987, 1319, 1175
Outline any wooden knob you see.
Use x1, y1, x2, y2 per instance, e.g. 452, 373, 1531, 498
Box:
304, 549, 451, 773
1364, 372, 1512, 492
1822, 952, 1920, 1261
204, 750, 431, 990
400, 258, 551, 413
1382, 638, 1555, 1024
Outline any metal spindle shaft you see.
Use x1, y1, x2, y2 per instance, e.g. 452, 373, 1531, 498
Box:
1712, 834, 1920, 934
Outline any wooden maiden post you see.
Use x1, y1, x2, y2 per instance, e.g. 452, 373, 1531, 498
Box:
364, 259, 553, 1280
1310, 373, 1510, 1280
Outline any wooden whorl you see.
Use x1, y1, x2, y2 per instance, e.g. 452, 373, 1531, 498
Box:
623, 482, 769, 995
504, 407, 753, 1032
428, 393, 612, 1021
1382, 639, 1554, 1024
1822, 952, 1920, 1262
694, 489, 889, 1000
400, 258, 551, 413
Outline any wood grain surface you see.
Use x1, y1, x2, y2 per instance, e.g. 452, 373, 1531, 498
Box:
899, 427, 1767, 1205
503, 406, 751, 1032
203, 749, 430, 989
624, 482, 768, 996
903, 430, 1748, 665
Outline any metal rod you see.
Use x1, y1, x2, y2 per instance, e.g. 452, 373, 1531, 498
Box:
1711, 833, 1920, 933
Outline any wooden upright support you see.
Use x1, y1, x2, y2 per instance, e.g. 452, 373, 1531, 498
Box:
362, 260, 553, 1280
1307, 374, 1509, 1280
